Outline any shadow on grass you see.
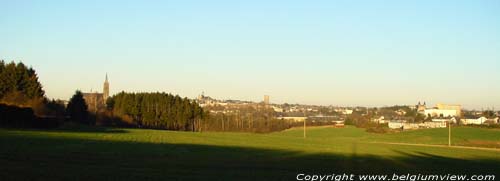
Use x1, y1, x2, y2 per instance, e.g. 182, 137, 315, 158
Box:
0, 131, 498, 181
0, 126, 129, 134
38, 123, 130, 134
54, 126, 129, 134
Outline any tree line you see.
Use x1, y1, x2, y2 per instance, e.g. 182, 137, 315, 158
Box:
106, 92, 204, 131
1, 60, 301, 133
201, 105, 299, 133
101, 93, 297, 133
0, 60, 65, 127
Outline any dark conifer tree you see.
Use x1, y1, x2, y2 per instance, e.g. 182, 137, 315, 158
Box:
67, 90, 89, 124
0, 61, 44, 104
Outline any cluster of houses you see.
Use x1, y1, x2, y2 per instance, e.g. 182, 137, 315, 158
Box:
375, 103, 499, 130
272, 105, 353, 115
373, 116, 450, 129
197, 94, 255, 107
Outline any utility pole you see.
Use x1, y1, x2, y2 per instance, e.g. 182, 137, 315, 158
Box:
448, 120, 451, 147
304, 119, 306, 138
303, 110, 307, 139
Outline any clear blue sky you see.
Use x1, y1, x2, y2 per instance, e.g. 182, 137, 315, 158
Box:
1, 0, 499, 109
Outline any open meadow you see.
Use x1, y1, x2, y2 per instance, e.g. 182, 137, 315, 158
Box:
1, 126, 499, 180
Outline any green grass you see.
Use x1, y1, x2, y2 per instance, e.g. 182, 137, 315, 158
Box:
278, 126, 500, 148
0, 126, 499, 180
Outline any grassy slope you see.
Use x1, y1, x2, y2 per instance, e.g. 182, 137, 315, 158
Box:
0, 126, 499, 180
279, 126, 500, 147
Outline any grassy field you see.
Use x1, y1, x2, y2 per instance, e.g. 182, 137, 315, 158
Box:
0, 126, 499, 180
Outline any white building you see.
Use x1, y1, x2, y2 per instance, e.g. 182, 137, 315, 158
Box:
371, 116, 387, 124
289, 107, 299, 112
388, 122, 447, 130
417, 102, 461, 118
277, 117, 307, 122
432, 117, 457, 124
395, 109, 407, 116
333, 121, 345, 127
272, 106, 284, 113
342, 109, 353, 115
461, 117, 487, 125
424, 109, 457, 118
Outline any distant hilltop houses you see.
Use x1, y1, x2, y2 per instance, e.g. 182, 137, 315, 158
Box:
197, 93, 354, 114
197, 93, 355, 126
373, 102, 499, 130
197, 93, 255, 108
82, 74, 110, 112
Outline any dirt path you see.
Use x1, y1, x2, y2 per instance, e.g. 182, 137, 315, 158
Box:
369, 142, 500, 152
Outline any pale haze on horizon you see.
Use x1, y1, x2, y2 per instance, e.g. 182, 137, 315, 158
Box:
1, 0, 499, 109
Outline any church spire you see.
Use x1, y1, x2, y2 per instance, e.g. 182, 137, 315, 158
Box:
103, 73, 109, 102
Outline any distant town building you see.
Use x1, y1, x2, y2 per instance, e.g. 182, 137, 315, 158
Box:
372, 116, 387, 124
416, 102, 427, 112
277, 117, 307, 122
461, 117, 488, 125
424, 109, 458, 118
264, 95, 270, 105
436, 103, 462, 116
333, 121, 345, 128
389, 122, 447, 130
335, 108, 353, 115
289, 106, 299, 112
83, 74, 109, 113
432, 117, 457, 124
272, 106, 283, 113
395, 109, 407, 116
197, 93, 257, 108
416, 102, 461, 118
342, 109, 353, 115
197, 92, 217, 107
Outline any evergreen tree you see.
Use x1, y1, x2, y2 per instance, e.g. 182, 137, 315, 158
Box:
0, 61, 44, 105
67, 90, 89, 124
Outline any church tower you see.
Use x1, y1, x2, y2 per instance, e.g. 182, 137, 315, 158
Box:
103, 74, 109, 103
